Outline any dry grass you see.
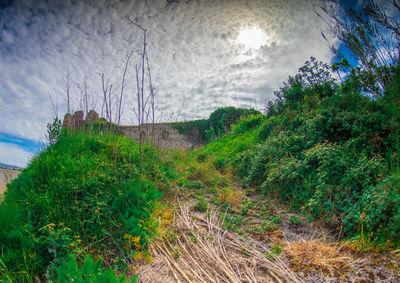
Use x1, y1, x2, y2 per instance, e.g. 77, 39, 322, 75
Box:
217, 186, 244, 209
137, 203, 303, 282
284, 239, 351, 277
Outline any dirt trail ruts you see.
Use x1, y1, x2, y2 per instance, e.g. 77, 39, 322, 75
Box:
135, 183, 400, 282
137, 203, 302, 282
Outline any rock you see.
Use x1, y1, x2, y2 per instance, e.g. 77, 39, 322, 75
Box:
73, 111, 84, 129
86, 110, 99, 123
63, 113, 73, 129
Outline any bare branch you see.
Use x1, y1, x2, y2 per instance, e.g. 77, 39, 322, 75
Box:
175, 95, 186, 121
117, 48, 135, 125
48, 91, 58, 118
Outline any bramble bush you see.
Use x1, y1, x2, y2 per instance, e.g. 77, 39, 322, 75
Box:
201, 57, 400, 246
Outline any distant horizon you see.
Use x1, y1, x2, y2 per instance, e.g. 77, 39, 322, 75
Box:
0, 161, 24, 170
0, 132, 40, 167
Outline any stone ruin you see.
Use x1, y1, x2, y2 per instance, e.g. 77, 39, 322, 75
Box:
62, 110, 201, 149
62, 110, 99, 130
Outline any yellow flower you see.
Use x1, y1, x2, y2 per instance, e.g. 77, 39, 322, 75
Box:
133, 252, 143, 261
144, 253, 153, 264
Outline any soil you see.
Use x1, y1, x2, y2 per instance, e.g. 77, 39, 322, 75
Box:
135, 183, 400, 282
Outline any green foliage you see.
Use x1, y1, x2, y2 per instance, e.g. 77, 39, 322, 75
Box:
202, 57, 400, 246
266, 57, 337, 117
0, 131, 165, 280
208, 107, 261, 137
170, 119, 210, 143
289, 215, 302, 226
231, 114, 263, 135
194, 198, 208, 212
54, 253, 138, 283
170, 107, 261, 144
222, 213, 243, 231
47, 117, 62, 145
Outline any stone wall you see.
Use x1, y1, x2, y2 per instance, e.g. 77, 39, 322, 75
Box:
0, 168, 20, 195
63, 110, 202, 150
120, 123, 201, 150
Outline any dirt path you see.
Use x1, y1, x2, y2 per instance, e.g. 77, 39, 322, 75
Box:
135, 181, 400, 282
138, 203, 302, 282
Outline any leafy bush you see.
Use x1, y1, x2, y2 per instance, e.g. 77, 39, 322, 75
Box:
231, 114, 264, 134
201, 57, 400, 246
208, 107, 261, 137
54, 253, 138, 283
47, 117, 62, 145
171, 107, 261, 144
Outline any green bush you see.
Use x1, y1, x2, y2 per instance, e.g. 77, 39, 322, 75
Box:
231, 115, 264, 134
201, 58, 400, 246
54, 253, 138, 283
171, 107, 261, 144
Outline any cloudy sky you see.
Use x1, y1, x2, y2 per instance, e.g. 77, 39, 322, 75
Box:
0, 0, 346, 167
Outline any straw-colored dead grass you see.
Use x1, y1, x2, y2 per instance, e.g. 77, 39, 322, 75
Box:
284, 239, 351, 277
217, 186, 244, 208
137, 203, 303, 282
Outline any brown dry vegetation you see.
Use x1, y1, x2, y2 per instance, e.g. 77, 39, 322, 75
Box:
137, 203, 301, 282
132, 180, 400, 283
284, 240, 350, 277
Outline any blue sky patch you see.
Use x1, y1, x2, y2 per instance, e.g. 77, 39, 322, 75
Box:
0, 132, 41, 154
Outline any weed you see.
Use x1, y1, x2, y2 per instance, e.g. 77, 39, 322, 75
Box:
267, 243, 284, 260
194, 198, 208, 212
289, 215, 302, 226
54, 253, 138, 282
270, 215, 282, 225
217, 187, 244, 209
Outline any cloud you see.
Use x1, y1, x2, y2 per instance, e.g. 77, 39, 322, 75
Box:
0, 141, 34, 167
0, 0, 340, 142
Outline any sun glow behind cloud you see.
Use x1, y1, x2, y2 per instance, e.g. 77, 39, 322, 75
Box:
237, 26, 268, 50
0, 0, 339, 154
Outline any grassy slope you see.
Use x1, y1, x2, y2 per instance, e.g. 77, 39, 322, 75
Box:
199, 83, 400, 247
0, 130, 168, 281
1, 73, 400, 280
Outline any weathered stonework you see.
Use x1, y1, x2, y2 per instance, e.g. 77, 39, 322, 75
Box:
62, 113, 74, 129
86, 110, 99, 123
73, 111, 84, 129
63, 110, 99, 131
63, 110, 201, 149
120, 123, 201, 150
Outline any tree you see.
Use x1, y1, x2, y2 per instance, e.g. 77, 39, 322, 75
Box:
322, 0, 400, 97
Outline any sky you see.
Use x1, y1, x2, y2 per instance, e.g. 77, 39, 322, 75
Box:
0, 0, 346, 167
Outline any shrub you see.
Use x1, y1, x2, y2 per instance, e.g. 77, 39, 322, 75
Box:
202, 58, 400, 245
54, 253, 138, 283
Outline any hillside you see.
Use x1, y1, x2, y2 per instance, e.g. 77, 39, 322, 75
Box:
2, 12, 400, 281
1, 82, 400, 281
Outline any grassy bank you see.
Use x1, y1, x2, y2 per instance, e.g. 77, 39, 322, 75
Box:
199, 66, 400, 247
0, 130, 171, 281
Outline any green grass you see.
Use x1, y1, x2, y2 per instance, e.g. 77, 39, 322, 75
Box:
0, 130, 165, 281
1, 58, 400, 281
